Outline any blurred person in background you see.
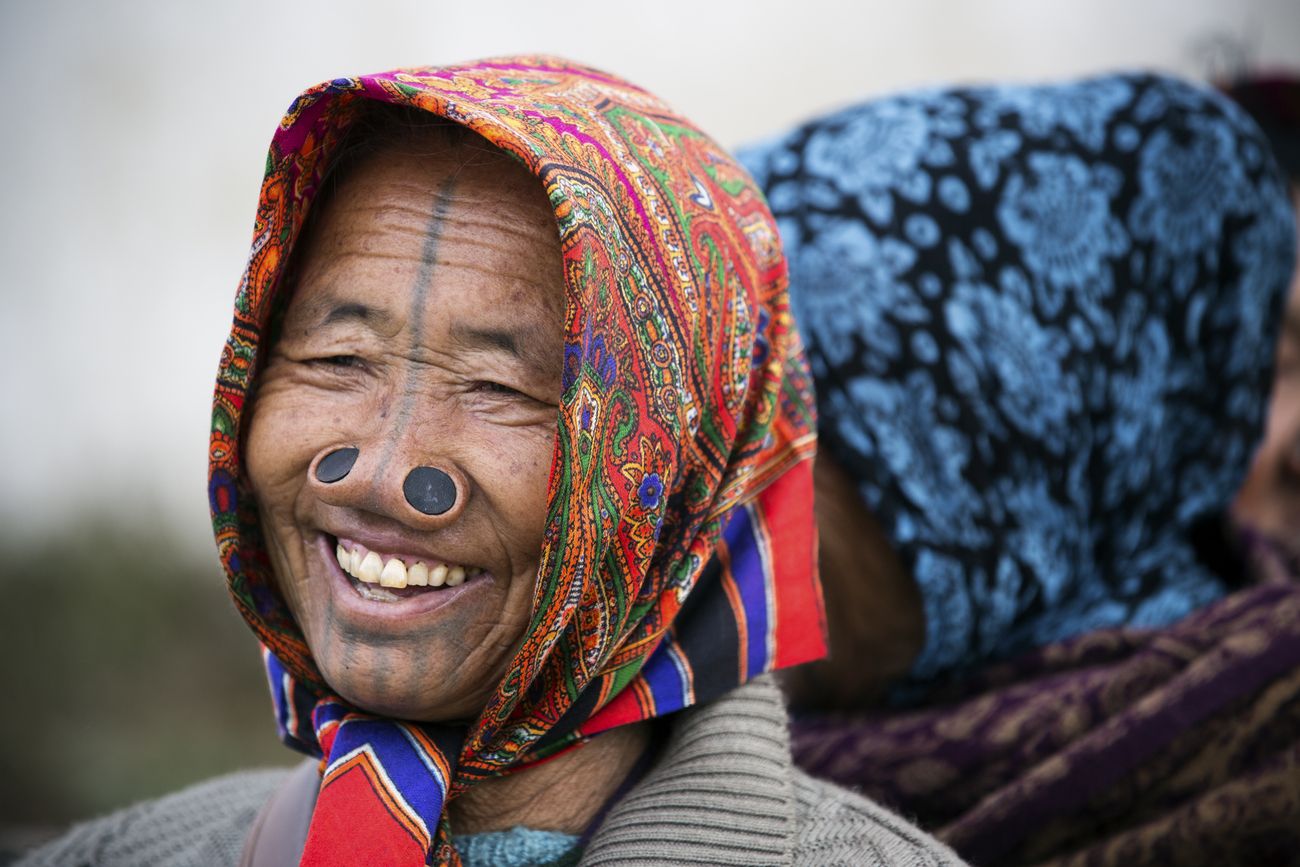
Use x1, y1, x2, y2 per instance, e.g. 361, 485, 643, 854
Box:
1227, 74, 1300, 584
740, 72, 1300, 865
15, 57, 966, 867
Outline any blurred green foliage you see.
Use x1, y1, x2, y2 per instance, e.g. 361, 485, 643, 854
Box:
0, 523, 293, 841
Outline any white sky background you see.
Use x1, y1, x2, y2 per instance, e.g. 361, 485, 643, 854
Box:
1, 0, 1298, 559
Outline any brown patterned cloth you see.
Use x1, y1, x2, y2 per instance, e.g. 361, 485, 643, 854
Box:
791, 576, 1300, 866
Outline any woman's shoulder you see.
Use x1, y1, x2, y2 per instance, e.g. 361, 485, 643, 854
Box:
13, 767, 290, 867
790, 769, 965, 866
584, 675, 965, 866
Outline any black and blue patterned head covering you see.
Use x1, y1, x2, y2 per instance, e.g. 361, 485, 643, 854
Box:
739, 73, 1296, 683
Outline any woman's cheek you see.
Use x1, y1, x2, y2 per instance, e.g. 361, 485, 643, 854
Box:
246, 381, 344, 496
500, 426, 555, 515
244, 401, 301, 506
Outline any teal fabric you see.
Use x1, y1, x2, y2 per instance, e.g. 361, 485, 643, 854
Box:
453, 826, 581, 867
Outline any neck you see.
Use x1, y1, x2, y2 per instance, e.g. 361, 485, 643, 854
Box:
448, 721, 652, 835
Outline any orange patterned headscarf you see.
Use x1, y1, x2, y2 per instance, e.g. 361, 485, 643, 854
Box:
210, 56, 823, 865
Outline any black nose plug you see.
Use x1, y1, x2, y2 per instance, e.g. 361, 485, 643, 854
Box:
403, 466, 457, 515
315, 447, 359, 483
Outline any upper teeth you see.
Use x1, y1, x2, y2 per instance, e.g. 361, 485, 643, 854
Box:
336, 542, 475, 590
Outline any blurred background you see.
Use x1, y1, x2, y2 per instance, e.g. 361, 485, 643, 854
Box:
1, 0, 1297, 854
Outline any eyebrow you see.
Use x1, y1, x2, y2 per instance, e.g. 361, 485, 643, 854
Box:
301, 300, 402, 338
450, 322, 560, 375
318, 302, 390, 328
452, 324, 519, 355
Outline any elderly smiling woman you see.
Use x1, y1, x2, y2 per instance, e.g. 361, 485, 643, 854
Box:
17, 58, 964, 867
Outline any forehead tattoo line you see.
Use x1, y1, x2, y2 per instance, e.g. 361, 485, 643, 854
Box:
373, 173, 461, 481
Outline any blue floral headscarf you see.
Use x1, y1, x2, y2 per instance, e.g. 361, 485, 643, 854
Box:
739, 73, 1296, 683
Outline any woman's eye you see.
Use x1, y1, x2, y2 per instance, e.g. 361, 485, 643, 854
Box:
472, 380, 525, 397
314, 355, 362, 369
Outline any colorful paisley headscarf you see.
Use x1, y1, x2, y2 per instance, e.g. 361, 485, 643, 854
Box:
738, 72, 1296, 686
209, 57, 823, 865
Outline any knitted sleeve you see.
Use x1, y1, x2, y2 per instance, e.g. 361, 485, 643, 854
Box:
580, 676, 966, 866
13, 768, 288, 867
792, 774, 965, 867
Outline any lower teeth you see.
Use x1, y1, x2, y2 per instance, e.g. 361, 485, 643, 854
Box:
356, 583, 401, 602
351, 577, 454, 602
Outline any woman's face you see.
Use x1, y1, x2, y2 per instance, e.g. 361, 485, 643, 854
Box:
245, 136, 565, 721
1235, 252, 1300, 555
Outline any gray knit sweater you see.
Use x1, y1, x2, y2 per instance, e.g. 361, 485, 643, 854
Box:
16, 677, 964, 866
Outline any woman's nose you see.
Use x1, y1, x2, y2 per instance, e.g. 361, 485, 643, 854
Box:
402, 466, 457, 515
307, 443, 469, 525
315, 447, 359, 483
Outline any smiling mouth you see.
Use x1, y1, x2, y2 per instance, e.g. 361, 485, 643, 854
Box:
333, 537, 484, 603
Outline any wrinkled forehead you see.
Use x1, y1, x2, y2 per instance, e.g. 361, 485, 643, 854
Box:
275, 106, 568, 343
308, 105, 530, 214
